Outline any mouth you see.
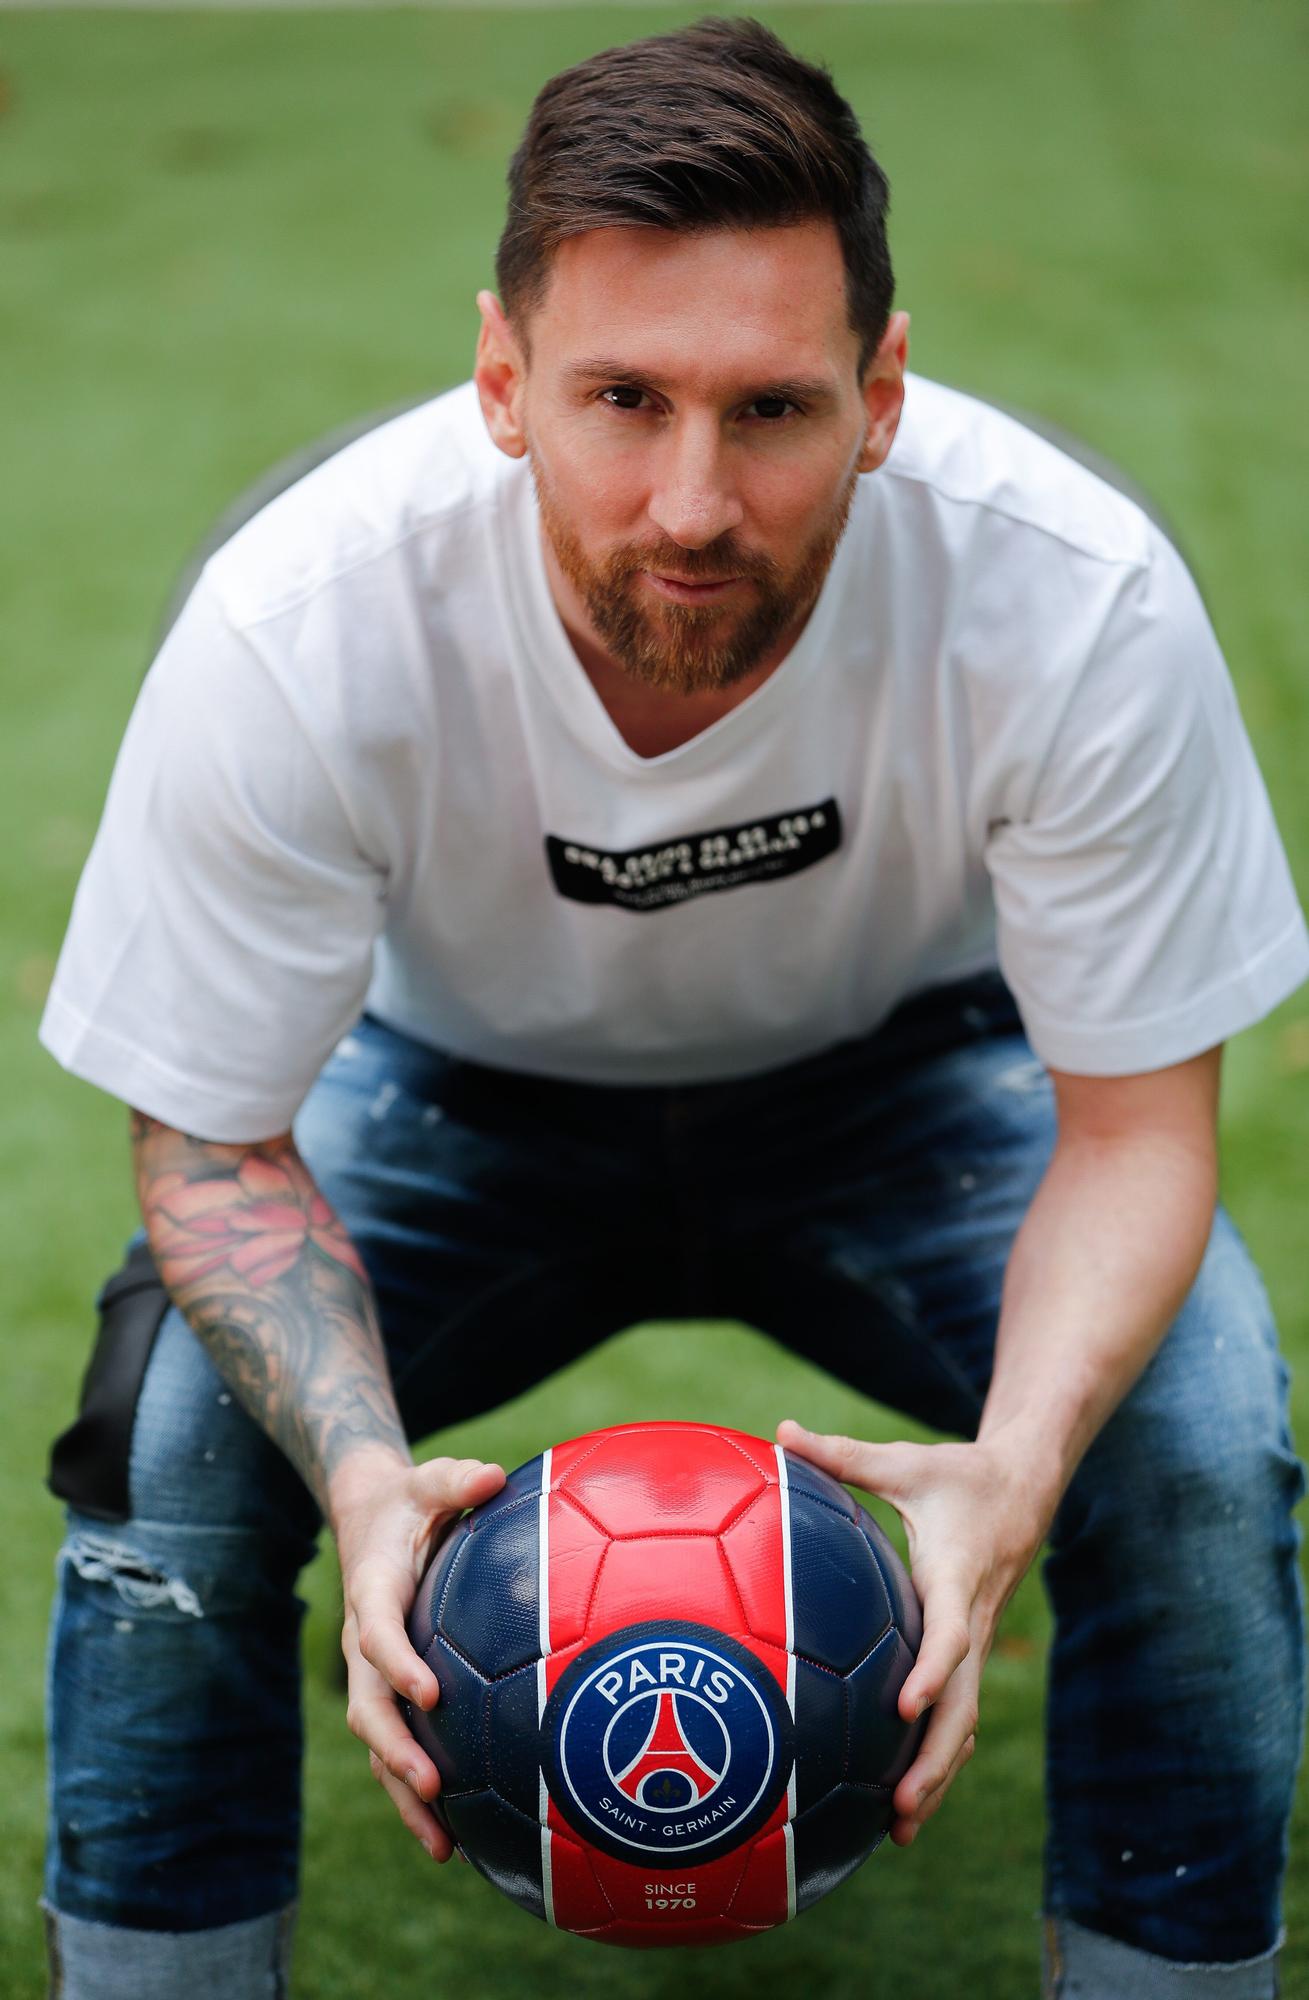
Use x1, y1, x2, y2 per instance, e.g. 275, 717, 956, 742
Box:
642, 571, 743, 606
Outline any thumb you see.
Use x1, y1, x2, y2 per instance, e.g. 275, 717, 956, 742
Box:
414, 1454, 506, 1515
776, 1419, 914, 1505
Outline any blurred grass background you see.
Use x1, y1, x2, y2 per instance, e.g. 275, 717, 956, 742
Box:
2, 3, 1306, 1994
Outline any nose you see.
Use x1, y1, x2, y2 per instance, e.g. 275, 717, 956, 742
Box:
647, 415, 745, 549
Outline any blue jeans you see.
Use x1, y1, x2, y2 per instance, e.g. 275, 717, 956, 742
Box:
44, 978, 1305, 1995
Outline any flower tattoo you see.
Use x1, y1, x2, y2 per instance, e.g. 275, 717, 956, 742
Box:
143, 1153, 367, 1290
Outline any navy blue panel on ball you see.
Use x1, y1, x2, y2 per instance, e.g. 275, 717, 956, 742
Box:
792, 1655, 847, 1812
407, 1631, 491, 1798
487, 1663, 543, 1822
791, 1783, 893, 1913
477, 1453, 544, 1523
436, 1488, 542, 1678
788, 1488, 892, 1673
408, 1515, 472, 1661
447, 1790, 545, 1924
846, 1629, 923, 1790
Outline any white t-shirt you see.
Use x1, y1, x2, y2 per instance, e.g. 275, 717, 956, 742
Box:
41, 376, 1308, 1141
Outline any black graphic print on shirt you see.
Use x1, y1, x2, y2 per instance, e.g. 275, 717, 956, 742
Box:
545, 800, 842, 913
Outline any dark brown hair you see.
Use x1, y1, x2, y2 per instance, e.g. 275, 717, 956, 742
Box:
496, 15, 893, 371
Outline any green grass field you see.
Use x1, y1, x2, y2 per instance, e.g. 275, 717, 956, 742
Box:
2, 4, 1307, 1993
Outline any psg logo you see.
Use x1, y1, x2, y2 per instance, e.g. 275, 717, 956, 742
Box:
542, 1621, 794, 1865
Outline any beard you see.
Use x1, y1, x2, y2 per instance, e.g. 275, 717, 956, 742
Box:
532, 458, 858, 696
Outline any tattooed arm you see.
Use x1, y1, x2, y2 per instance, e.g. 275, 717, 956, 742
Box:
131, 1111, 504, 1858
131, 1114, 401, 1499
131, 1111, 409, 1510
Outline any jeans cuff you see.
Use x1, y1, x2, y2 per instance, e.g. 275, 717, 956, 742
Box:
1043, 1916, 1284, 1997
43, 1901, 296, 2000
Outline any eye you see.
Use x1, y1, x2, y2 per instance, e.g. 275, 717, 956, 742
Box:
600, 385, 651, 412
746, 396, 798, 424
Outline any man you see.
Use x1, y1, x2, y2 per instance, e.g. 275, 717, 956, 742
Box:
39, 17, 1306, 1998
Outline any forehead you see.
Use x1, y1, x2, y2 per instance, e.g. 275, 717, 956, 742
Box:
528, 220, 858, 387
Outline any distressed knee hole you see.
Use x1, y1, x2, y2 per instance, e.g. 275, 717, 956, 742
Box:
60, 1531, 204, 1619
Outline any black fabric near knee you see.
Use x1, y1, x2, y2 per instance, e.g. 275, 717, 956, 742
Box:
49, 1239, 170, 1524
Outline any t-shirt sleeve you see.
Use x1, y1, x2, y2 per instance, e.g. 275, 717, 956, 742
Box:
986, 528, 1309, 1075
39, 574, 388, 1140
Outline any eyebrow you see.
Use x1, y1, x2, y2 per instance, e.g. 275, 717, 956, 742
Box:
561, 357, 839, 407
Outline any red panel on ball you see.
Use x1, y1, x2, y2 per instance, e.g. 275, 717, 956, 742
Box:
546, 1828, 614, 1933
543, 1496, 609, 1652
725, 1823, 792, 1929
719, 1487, 792, 1651
550, 1423, 773, 1538
541, 1429, 794, 1944
586, 1536, 744, 1635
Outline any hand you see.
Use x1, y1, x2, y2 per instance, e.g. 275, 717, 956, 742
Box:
776, 1420, 1051, 1847
333, 1450, 505, 1860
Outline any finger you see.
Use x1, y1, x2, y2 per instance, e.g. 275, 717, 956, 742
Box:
889, 1733, 976, 1845
350, 1570, 441, 1707
918, 1734, 977, 1825
368, 1750, 454, 1862
894, 1665, 980, 1821
898, 1581, 972, 1720
348, 1680, 441, 1795
776, 1420, 914, 1502
409, 1458, 507, 1576
416, 1455, 506, 1516
344, 1619, 441, 1797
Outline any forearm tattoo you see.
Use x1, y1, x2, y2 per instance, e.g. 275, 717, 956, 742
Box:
130, 1111, 408, 1509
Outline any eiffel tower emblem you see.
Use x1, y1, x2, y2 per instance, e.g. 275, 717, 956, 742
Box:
613, 1691, 724, 1806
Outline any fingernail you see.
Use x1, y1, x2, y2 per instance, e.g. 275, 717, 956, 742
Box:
914, 1694, 930, 1719
407, 1771, 423, 1796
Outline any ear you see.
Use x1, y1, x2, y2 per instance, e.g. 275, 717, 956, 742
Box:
474, 290, 529, 459
856, 309, 910, 474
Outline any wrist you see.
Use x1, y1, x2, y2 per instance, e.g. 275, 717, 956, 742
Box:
971, 1421, 1069, 1546
976, 1349, 1115, 1523
325, 1439, 414, 1541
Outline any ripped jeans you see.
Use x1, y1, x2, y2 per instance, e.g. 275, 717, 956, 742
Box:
44, 975, 1306, 1995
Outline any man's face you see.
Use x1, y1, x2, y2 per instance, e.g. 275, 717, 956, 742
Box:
477, 223, 908, 694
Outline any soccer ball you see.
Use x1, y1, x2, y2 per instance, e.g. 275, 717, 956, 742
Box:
406, 1420, 924, 1946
